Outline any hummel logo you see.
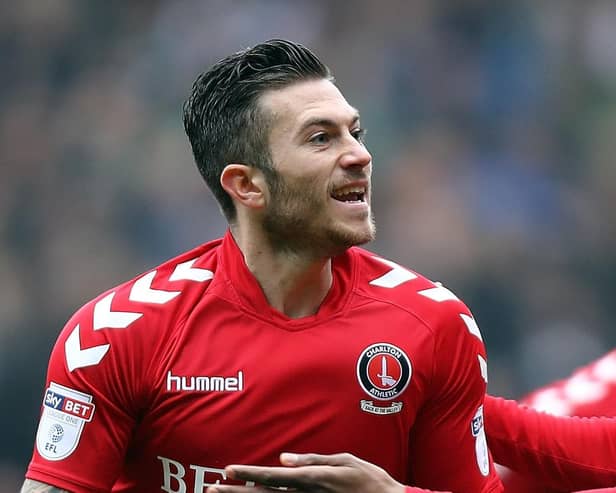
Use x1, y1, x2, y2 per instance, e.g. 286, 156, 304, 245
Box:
166, 370, 244, 392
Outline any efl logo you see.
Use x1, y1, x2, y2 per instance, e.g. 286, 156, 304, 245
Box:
37, 382, 95, 460
44, 388, 95, 421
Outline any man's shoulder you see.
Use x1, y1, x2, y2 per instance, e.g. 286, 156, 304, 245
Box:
348, 247, 477, 332
350, 247, 462, 302
62, 238, 224, 343
351, 248, 481, 340
42, 238, 226, 385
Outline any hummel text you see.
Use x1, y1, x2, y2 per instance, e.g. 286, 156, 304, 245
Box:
166, 370, 244, 392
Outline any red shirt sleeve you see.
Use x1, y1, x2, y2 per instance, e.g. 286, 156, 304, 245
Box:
25, 296, 139, 492
499, 350, 616, 493
484, 394, 616, 491
406, 301, 502, 493
25, 274, 173, 492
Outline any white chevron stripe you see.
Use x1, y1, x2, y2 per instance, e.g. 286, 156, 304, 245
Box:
478, 355, 488, 383
563, 374, 606, 404
93, 292, 143, 331
369, 257, 417, 288
593, 353, 616, 382
418, 284, 460, 302
65, 325, 110, 372
169, 259, 214, 282
460, 313, 483, 341
529, 389, 571, 416
129, 271, 181, 304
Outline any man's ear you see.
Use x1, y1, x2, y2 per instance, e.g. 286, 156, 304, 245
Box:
220, 164, 267, 210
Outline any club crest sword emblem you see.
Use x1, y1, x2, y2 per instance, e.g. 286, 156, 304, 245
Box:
356, 342, 412, 415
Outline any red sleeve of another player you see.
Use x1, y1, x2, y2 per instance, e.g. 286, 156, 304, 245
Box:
500, 350, 616, 493
25, 292, 149, 492
408, 303, 502, 493
485, 395, 616, 491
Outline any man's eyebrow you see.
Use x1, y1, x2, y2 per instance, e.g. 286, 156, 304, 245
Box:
298, 112, 361, 134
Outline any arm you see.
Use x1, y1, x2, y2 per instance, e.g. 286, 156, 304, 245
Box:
25, 288, 148, 492
20, 479, 72, 493
499, 349, 616, 493
485, 394, 616, 491
405, 300, 502, 492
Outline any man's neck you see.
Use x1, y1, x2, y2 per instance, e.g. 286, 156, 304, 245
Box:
230, 227, 334, 319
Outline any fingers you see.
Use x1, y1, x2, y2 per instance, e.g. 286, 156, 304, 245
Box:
215, 453, 363, 492
225, 464, 308, 489
279, 452, 357, 467
207, 486, 287, 493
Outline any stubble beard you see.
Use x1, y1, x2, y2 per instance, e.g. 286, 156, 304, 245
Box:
262, 174, 376, 258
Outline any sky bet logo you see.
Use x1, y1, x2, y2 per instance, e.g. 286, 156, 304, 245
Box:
44, 389, 95, 421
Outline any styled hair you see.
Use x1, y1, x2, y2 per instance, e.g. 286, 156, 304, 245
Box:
183, 39, 333, 222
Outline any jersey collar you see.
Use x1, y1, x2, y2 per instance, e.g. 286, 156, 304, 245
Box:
218, 229, 355, 327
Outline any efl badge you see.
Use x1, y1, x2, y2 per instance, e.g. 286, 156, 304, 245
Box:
36, 382, 95, 461
357, 343, 411, 415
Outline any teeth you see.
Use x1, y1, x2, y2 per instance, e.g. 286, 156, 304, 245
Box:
333, 186, 365, 197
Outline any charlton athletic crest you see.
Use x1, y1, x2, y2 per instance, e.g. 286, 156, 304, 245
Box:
357, 343, 411, 415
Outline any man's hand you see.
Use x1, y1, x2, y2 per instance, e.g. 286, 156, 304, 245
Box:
206, 452, 406, 493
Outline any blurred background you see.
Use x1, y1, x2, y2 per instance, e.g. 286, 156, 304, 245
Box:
2, 0, 616, 488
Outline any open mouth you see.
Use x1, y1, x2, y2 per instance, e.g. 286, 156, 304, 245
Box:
331, 185, 366, 203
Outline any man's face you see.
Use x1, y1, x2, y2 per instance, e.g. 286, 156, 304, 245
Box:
259, 78, 375, 256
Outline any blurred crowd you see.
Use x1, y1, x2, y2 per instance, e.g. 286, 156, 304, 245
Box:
2, 0, 616, 488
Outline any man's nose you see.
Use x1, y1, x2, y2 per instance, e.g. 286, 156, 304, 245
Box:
339, 138, 372, 170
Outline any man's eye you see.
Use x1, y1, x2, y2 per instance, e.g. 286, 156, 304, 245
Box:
352, 128, 367, 143
309, 133, 330, 145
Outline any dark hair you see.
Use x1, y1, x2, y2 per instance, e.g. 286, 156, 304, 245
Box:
183, 39, 333, 222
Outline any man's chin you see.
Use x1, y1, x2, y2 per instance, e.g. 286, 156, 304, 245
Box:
329, 224, 376, 251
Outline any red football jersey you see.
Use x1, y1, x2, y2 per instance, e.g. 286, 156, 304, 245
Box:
485, 395, 616, 491
26, 231, 502, 493
500, 350, 616, 492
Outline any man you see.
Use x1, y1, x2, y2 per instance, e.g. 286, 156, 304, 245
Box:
22, 40, 502, 493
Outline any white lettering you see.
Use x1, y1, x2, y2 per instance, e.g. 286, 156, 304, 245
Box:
158, 455, 187, 493
48, 409, 65, 421
366, 346, 401, 359
369, 387, 398, 399
159, 456, 256, 492
210, 377, 225, 391
191, 464, 226, 492
167, 372, 181, 391
65, 400, 89, 417
166, 371, 244, 393
45, 393, 61, 408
